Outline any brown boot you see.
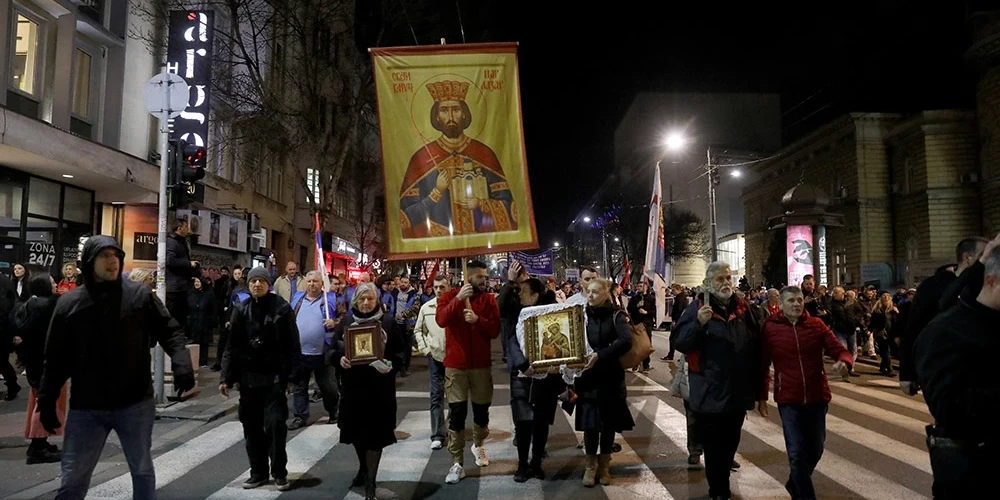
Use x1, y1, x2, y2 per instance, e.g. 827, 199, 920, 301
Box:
597, 454, 613, 485
582, 455, 598, 487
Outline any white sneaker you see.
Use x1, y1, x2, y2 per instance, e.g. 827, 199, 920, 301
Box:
472, 443, 489, 467
445, 463, 465, 484
431, 439, 443, 450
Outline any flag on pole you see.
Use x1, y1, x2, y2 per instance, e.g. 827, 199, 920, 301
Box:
619, 255, 631, 288
426, 260, 439, 288
644, 163, 668, 328
314, 212, 331, 320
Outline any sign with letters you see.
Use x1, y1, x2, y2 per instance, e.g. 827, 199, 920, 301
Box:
508, 250, 553, 276
133, 232, 158, 262
27, 242, 56, 269
167, 11, 213, 149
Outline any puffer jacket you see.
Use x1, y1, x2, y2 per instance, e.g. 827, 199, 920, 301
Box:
758, 310, 852, 405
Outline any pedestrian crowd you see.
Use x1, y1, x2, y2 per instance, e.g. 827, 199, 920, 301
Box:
1, 223, 998, 500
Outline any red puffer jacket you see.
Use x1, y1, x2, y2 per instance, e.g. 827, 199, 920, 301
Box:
435, 288, 501, 370
759, 311, 853, 405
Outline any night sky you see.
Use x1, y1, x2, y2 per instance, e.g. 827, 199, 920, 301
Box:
368, 1, 977, 247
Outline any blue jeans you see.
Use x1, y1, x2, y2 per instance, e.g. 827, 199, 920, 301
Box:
834, 330, 857, 367
57, 399, 155, 500
428, 355, 447, 442
778, 403, 828, 500
292, 354, 339, 421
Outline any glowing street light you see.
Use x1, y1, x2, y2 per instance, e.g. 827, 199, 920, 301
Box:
583, 216, 592, 223
665, 132, 686, 151
730, 169, 742, 178
554, 242, 560, 247
614, 237, 620, 242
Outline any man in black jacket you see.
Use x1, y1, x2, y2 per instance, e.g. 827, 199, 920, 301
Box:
0, 271, 19, 400
627, 281, 656, 372
39, 235, 193, 500
220, 266, 301, 491
915, 241, 1000, 499
899, 236, 988, 395
166, 215, 201, 340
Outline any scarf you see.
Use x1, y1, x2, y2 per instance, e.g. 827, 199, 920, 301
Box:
350, 307, 387, 343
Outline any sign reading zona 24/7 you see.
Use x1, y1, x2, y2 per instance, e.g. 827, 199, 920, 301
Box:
371, 43, 538, 260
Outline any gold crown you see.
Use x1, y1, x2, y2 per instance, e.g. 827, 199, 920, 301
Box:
426, 81, 470, 102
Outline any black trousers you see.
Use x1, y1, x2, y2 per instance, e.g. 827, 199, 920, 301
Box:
0, 352, 18, 390
216, 325, 230, 367
641, 320, 654, 368
165, 292, 189, 339
238, 384, 289, 480
876, 335, 893, 373
693, 410, 745, 498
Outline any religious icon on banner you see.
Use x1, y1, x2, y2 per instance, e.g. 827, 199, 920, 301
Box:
371, 43, 538, 260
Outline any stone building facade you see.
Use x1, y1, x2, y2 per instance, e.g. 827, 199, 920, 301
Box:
743, 110, 985, 288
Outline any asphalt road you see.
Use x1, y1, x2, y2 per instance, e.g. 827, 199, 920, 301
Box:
0, 331, 934, 499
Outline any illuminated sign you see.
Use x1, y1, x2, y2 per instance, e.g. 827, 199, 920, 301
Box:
786, 225, 814, 286
167, 11, 213, 149
816, 226, 828, 286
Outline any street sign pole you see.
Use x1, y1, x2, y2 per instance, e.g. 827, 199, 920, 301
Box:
144, 70, 189, 404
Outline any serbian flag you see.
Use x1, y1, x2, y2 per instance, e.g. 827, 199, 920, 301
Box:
620, 256, 631, 288
644, 163, 668, 328
425, 260, 439, 287
314, 213, 331, 319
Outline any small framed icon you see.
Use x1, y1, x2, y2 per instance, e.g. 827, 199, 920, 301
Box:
345, 323, 384, 365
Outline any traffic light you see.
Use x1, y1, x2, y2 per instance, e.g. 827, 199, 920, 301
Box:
167, 139, 207, 209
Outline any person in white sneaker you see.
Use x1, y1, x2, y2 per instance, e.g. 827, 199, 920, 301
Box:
414, 275, 449, 450
435, 260, 501, 484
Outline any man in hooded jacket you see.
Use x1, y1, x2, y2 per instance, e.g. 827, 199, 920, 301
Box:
38, 235, 194, 500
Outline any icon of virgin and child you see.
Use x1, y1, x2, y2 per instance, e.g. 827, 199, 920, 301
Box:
399, 80, 519, 239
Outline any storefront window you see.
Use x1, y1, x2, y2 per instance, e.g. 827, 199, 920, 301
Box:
12, 14, 41, 96
63, 187, 93, 223
28, 177, 60, 217
61, 223, 91, 266
0, 183, 23, 238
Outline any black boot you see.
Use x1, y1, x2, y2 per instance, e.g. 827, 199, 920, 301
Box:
513, 462, 532, 483
26, 440, 61, 465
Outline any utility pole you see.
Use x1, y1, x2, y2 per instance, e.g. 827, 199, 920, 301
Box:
707, 146, 718, 262
601, 226, 609, 277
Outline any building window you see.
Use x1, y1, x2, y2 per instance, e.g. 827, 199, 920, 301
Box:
306, 168, 321, 204
903, 158, 914, 194
11, 13, 42, 96
27, 178, 60, 218
72, 48, 93, 119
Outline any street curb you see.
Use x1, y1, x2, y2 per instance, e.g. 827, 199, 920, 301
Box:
156, 398, 239, 423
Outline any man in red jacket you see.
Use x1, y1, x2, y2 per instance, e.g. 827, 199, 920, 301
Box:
757, 285, 852, 500
435, 260, 501, 484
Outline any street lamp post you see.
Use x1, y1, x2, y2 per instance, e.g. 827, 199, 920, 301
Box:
601, 227, 609, 277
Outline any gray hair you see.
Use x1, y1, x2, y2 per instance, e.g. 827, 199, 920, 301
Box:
703, 261, 731, 284
351, 282, 379, 309
305, 270, 325, 281
984, 243, 1000, 279
129, 268, 155, 287
780, 286, 803, 300
767, 288, 779, 297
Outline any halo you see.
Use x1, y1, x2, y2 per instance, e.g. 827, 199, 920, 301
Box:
409, 73, 489, 146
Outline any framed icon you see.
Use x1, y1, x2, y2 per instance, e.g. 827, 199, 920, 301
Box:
345, 323, 384, 365
522, 304, 586, 369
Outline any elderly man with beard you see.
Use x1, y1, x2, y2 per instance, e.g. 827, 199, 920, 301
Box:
673, 262, 762, 500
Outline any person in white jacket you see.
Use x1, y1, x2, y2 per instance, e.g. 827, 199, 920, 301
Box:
414, 275, 450, 450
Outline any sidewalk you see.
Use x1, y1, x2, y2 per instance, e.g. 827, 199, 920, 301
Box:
155, 366, 239, 422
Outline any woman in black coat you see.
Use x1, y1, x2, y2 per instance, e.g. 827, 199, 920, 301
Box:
575, 277, 634, 487
325, 282, 404, 500
12, 264, 30, 302
187, 277, 217, 365
505, 277, 564, 482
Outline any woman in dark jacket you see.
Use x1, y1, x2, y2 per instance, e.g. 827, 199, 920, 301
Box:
11, 274, 63, 463
12, 263, 30, 302
575, 278, 634, 487
326, 282, 405, 500
187, 277, 217, 366
505, 278, 563, 482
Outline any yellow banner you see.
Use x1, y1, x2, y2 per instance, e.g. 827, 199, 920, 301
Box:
371, 43, 538, 260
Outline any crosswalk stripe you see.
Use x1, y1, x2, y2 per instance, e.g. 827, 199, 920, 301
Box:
205, 421, 340, 499
631, 396, 789, 498
741, 413, 929, 499
765, 399, 932, 474
475, 405, 545, 499
830, 380, 931, 413
827, 391, 928, 435
558, 399, 676, 499
343, 410, 436, 500
86, 421, 245, 499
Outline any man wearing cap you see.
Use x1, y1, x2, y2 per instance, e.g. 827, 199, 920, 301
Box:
38, 235, 194, 499
221, 266, 302, 491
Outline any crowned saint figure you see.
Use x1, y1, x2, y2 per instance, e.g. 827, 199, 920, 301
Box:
399, 80, 518, 238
